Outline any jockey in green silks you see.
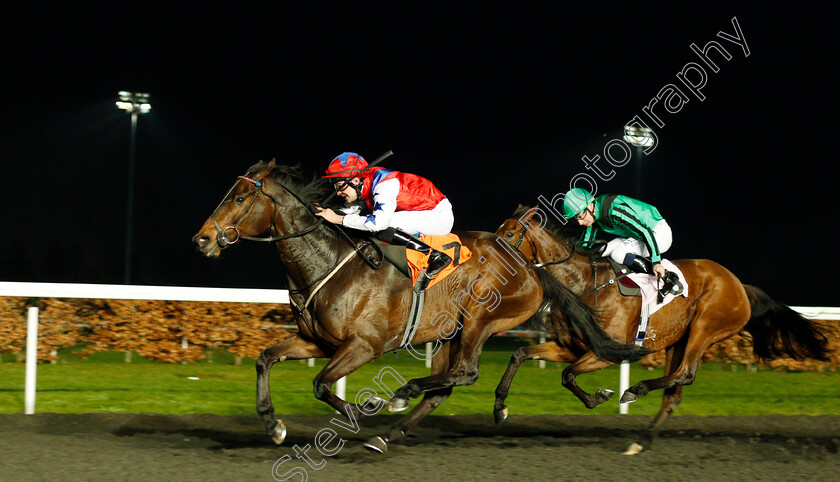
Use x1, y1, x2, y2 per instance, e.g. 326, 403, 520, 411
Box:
561, 188, 681, 297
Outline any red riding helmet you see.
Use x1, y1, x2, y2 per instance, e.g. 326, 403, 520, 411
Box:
323, 152, 369, 178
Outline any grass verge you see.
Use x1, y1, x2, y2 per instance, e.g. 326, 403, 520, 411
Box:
0, 345, 837, 416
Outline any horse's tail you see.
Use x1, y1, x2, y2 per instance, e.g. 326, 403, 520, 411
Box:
742, 284, 830, 362
532, 267, 648, 363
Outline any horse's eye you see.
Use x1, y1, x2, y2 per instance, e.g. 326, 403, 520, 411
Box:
505, 232, 513, 238
235, 196, 246, 204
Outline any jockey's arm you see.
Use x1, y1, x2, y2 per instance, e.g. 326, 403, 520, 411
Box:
612, 208, 662, 263
580, 224, 597, 246
341, 178, 399, 232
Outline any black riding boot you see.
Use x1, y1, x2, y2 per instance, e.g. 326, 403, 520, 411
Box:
377, 228, 452, 289
624, 254, 682, 297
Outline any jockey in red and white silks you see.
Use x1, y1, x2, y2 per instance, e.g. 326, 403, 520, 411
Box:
315, 152, 455, 286
319, 152, 454, 236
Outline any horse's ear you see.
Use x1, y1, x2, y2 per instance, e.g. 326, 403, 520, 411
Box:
253, 159, 276, 182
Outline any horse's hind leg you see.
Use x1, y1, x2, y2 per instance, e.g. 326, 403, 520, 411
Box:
366, 386, 454, 453
620, 310, 738, 403
624, 345, 685, 455
493, 341, 578, 424
256, 335, 326, 444
311, 335, 381, 419
387, 323, 494, 410
561, 352, 616, 409
365, 343, 453, 453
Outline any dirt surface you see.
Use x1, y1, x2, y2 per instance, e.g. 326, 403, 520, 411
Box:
0, 413, 838, 481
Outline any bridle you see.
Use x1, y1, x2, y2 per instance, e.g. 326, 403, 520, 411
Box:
209, 174, 323, 248
509, 217, 575, 268
510, 220, 538, 256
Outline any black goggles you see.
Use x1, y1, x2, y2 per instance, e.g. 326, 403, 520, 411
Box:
332, 178, 353, 191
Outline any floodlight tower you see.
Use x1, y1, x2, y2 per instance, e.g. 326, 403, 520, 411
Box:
619, 124, 655, 416
116, 91, 151, 284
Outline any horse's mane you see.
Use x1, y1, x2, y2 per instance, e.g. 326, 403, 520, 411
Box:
511, 205, 578, 245
246, 161, 338, 207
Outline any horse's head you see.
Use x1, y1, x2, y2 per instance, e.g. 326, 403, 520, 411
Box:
496, 205, 576, 265
495, 205, 541, 263
193, 159, 278, 257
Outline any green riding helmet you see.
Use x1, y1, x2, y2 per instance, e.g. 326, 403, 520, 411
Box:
562, 188, 595, 219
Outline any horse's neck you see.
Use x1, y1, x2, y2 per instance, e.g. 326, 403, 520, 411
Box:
538, 241, 597, 292
274, 206, 343, 289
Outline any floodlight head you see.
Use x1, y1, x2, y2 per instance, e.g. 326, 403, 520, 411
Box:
116, 91, 151, 114
623, 125, 655, 147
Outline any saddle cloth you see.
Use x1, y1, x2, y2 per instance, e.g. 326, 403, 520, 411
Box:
405, 233, 472, 289
625, 259, 689, 315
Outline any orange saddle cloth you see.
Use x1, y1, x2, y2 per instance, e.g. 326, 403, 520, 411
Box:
405, 233, 472, 289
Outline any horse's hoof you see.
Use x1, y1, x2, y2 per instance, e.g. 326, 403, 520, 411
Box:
494, 405, 509, 424
620, 391, 638, 404
361, 395, 388, 413
270, 421, 287, 445
597, 388, 615, 401
388, 397, 409, 412
364, 436, 388, 454
623, 442, 644, 455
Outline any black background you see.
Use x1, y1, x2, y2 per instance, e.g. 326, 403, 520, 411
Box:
1, 5, 835, 306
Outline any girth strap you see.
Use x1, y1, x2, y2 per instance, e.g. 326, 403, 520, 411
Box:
635, 304, 650, 346
400, 282, 426, 348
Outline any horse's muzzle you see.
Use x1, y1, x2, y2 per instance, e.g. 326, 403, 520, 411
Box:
192, 233, 220, 257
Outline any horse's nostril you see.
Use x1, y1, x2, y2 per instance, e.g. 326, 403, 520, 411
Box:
194, 235, 210, 247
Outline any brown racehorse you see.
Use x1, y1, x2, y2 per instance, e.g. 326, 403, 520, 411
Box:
494, 205, 830, 454
192, 161, 648, 452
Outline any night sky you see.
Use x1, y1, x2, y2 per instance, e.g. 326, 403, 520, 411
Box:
1, 6, 835, 306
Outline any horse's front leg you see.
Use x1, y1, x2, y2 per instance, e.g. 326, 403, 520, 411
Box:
493, 341, 579, 424
256, 335, 326, 444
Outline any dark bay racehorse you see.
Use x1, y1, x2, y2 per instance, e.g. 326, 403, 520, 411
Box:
494, 205, 830, 454
192, 161, 648, 452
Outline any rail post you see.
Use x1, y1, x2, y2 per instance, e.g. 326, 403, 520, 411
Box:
25, 305, 39, 414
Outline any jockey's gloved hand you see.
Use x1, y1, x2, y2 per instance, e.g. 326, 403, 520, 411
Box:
653, 263, 667, 278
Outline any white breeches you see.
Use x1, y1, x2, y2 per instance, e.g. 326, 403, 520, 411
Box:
603, 219, 673, 263
389, 198, 454, 236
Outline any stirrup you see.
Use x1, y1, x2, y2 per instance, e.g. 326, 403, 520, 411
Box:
658, 271, 683, 297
